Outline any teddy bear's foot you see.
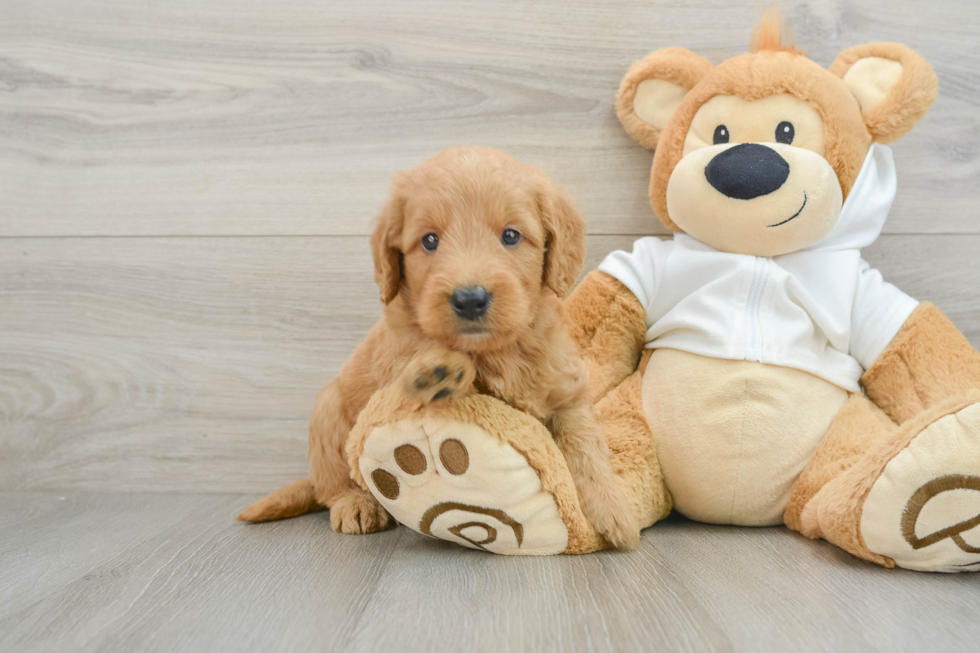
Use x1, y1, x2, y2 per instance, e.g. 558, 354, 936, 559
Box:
859, 402, 980, 572
357, 417, 571, 555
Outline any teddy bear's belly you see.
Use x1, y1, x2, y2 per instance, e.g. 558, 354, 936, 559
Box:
641, 349, 848, 526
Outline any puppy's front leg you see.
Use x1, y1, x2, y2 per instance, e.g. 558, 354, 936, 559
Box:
398, 342, 476, 405
550, 404, 640, 550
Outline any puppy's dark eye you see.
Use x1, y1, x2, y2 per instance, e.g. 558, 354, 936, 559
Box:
776, 121, 795, 145
421, 232, 439, 252
713, 125, 730, 145
501, 229, 521, 247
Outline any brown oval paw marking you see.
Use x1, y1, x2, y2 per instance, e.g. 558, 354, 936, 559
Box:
371, 469, 400, 500
902, 474, 980, 555
439, 438, 469, 475
394, 444, 427, 475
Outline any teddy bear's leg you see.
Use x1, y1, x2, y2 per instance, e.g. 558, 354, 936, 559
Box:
593, 357, 673, 531
346, 385, 611, 555
786, 304, 980, 572
784, 393, 901, 564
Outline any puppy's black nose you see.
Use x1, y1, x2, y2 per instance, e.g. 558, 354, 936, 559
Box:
450, 286, 492, 321
705, 143, 789, 200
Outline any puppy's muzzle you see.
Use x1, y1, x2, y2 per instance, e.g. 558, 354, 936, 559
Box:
451, 286, 492, 321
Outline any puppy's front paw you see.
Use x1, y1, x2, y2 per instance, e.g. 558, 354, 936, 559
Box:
581, 484, 640, 551
400, 348, 476, 405
329, 488, 391, 534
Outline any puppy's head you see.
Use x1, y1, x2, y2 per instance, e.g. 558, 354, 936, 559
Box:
371, 146, 585, 352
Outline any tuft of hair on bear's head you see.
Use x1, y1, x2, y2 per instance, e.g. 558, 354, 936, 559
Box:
750, 5, 804, 56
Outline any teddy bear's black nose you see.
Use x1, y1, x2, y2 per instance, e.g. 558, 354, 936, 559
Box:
451, 286, 492, 321
705, 143, 790, 200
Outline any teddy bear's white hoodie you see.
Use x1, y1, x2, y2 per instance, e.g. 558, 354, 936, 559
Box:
599, 144, 917, 392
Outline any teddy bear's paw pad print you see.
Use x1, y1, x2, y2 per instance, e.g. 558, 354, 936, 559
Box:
862, 402, 980, 573
358, 418, 568, 555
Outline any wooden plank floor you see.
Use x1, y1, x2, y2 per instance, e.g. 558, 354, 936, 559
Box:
1, 492, 977, 653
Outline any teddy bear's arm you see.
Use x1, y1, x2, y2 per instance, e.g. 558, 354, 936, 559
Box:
861, 302, 980, 425
565, 270, 648, 403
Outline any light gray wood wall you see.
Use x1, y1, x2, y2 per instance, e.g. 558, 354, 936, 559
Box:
3, 0, 979, 492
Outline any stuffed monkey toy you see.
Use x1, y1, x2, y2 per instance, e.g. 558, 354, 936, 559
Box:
251, 12, 980, 571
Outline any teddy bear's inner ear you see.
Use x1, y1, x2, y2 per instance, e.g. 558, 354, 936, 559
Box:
616, 48, 713, 151
829, 43, 938, 144
842, 57, 904, 113
633, 79, 689, 131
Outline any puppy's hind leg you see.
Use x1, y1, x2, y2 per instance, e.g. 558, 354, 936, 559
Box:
310, 380, 390, 534
551, 404, 640, 550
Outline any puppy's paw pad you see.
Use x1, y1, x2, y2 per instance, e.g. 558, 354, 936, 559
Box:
403, 355, 475, 405
358, 418, 568, 555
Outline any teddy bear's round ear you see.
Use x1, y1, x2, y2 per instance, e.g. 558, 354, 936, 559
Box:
829, 43, 938, 144
616, 47, 713, 150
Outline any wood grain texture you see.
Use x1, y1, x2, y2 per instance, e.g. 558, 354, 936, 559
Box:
1, 493, 977, 653
0, 492, 216, 617
4, 234, 980, 492
650, 519, 980, 653
0, 492, 404, 653
0, 0, 977, 237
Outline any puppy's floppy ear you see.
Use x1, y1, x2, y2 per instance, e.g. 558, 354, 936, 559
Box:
616, 47, 713, 150
829, 42, 938, 144
370, 174, 407, 304
537, 182, 586, 298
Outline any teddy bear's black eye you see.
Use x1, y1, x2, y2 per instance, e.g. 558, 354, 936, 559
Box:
713, 125, 730, 145
421, 232, 439, 251
501, 229, 521, 247
776, 121, 795, 145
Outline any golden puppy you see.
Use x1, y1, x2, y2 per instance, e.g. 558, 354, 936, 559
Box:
240, 147, 639, 549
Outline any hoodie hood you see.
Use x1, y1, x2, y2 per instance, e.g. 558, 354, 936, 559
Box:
804, 143, 897, 253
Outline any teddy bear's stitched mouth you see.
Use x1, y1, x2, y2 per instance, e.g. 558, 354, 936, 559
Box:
767, 192, 807, 228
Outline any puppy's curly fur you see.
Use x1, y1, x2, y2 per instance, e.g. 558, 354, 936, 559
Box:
239, 147, 639, 550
